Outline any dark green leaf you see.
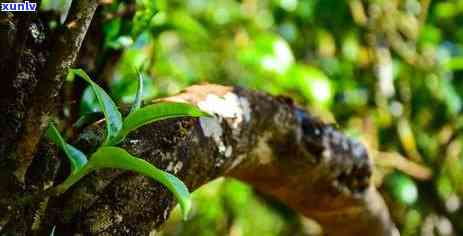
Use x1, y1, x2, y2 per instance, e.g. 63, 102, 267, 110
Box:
70, 69, 123, 145
46, 122, 88, 174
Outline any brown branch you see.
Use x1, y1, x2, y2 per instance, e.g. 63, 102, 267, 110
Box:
0, 11, 47, 165
0, 12, 52, 233
14, 0, 99, 182
31, 85, 398, 236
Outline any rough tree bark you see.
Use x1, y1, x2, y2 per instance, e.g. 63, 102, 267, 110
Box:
0, 1, 398, 236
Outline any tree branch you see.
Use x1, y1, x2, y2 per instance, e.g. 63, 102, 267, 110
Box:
38, 85, 398, 236
14, 0, 99, 182
0, 9, 47, 166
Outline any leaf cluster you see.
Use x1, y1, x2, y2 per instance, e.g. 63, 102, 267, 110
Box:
48, 68, 208, 219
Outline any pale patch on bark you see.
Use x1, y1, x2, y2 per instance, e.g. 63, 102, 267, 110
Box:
251, 133, 273, 165
196, 92, 251, 158
227, 154, 247, 172
114, 214, 123, 224
199, 117, 229, 157
239, 96, 251, 123
197, 92, 251, 130
129, 139, 141, 145
166, 161, 183, 174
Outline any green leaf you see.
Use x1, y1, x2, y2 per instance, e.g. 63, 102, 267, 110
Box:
70, 69, 123, 145
110, 102, 208, 145
103, 17, 122, 49
55, 146, 191, 220
130, 69, 144, 114
79, 86, 101, 114
46, 122, 88, 174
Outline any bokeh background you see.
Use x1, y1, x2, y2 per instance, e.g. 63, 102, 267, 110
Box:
42, 0, 463, 235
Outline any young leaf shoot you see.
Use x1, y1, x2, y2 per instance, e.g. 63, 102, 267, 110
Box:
70, 69, 123, 145
47, 68, 210, 220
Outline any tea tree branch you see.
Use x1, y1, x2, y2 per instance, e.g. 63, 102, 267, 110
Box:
14, 0, 99, 182
47, 85, 397, 236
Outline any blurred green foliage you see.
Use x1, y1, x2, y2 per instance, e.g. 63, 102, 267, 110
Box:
42, 0, 463, 235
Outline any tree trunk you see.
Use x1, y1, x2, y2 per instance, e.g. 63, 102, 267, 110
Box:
0, 2, 398, 236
